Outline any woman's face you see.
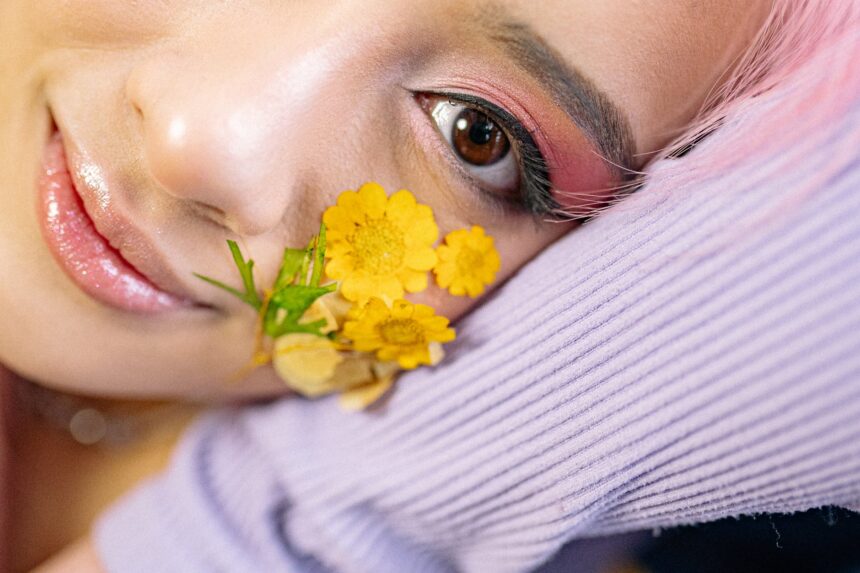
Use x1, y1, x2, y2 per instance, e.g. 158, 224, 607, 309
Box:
0, 0, 767, 399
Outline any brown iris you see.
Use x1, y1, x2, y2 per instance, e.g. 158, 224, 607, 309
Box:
451, 108, 511, 166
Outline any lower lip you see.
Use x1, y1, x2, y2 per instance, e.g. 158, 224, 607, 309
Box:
37, 130, 187, 313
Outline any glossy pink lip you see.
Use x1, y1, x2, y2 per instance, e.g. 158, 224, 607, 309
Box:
37, 128, 190, 313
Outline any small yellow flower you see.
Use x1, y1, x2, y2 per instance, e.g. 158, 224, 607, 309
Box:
433, 226, 500, 297
323, 183, 439, 304
271, 295, 398, 406
274, 337, 399, 405
342, 298, 455, 369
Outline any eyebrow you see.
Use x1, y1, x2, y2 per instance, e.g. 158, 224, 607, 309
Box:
485, 16, 635, 176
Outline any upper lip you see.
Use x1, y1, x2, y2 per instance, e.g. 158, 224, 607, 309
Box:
57, 123, 204, 307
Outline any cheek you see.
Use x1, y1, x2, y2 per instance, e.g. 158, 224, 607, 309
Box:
498, 228, 566, 276
408, 224, 575, 322
410, 283, 475, 322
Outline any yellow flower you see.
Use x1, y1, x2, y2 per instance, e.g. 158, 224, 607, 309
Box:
323, 183, 439, 304
271, 296, 345, 395
342, 298, 455, 369
433, 226, 501, 297
274, 336, 400, 406
271, 295, 399, 408
273, 333, 346, 396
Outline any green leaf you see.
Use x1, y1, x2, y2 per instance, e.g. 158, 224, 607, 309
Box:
196, 233, 337, 338
264, 283, 338, 338
192, 273, 247, 302
194, 240, 262, 310
274, 248, 307, 291
228, 240, 262, 309
298, 238, 313, 287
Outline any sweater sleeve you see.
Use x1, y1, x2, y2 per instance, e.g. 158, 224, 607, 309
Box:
94, 49, 860, 573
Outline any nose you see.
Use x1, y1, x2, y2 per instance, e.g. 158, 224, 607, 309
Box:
125, 10, 339, 236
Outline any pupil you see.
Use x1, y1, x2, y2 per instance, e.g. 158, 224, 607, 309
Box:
469, 120, 494, 145
452, 108, 510, 167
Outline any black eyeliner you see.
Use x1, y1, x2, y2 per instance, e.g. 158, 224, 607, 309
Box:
434, 92, 562, 217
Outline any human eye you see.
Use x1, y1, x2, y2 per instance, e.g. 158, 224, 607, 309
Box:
415, 92, 560, 217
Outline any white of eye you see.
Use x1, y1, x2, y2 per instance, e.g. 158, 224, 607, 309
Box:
428, 99, 519, 193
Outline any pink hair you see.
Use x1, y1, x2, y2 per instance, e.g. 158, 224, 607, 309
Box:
607, 0, 860, 261
655, 0, 859, 181
562, 1, 859, 221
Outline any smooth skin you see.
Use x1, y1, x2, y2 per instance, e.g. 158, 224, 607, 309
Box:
0, 1, 770, 570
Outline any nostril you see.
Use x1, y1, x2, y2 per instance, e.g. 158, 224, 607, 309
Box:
124, 54, 294, 239
188, 200, 231, 231
125, 61, 153, 121
129, 98, 144, 123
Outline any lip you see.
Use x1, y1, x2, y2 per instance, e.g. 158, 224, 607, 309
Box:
37, 123, 198, 314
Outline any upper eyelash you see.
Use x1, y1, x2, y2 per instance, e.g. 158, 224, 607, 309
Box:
430, 91, 561, 217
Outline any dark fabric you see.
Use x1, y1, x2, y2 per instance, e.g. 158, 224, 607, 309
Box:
638, 507, 860, 573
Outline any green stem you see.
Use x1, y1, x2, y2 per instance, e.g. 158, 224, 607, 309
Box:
310, 223, 327, 287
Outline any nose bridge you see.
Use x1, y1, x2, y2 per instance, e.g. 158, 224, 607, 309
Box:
126, 7, 344, 236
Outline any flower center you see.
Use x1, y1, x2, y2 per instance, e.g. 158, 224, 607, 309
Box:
351, 219, 405, 275
456, 246, 483, 274
379, 318, 425, 346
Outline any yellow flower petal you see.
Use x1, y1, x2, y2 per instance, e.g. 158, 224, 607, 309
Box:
394, 347, 429, 370
427, 342, 445, 366
433, 263, 456, 288
322, 205, 355, 235
273, 334, 343, 396
322, 291, 355, 325
465, 277, 485, 297
341, 274, 375, 302
405, 217, 439, 246
301, 297, 340, 333
418, 314, 450, 332
435, 244, 455, 262
401, 269, 428, 293
444, 228, 469, 248
338, 376, 395, 411
358, 182, 388, 219
376, 275, 405, 301
411, 303, 436, 319
325, 256, 351, 280
449, 280, 467, 297
326, 240, 354, 257
330, 354, 376, 387
406, 205, 439, 245
404, 247, 437, 271
386, 190, 417, 223
336, 190, 366, 225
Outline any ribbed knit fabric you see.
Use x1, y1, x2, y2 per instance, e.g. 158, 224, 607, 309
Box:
94, 41, 860, 573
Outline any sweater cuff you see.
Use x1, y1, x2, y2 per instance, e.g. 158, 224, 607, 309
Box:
93, 412, 308, 573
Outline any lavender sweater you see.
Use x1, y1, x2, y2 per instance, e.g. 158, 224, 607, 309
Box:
94, 54, 860, 572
